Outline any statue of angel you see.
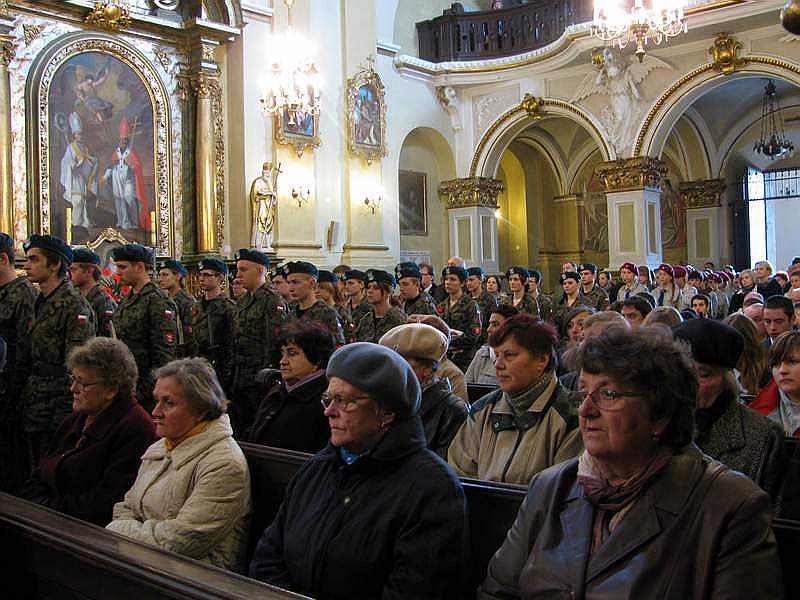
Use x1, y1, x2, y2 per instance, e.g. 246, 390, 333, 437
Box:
571, 47, 671, 157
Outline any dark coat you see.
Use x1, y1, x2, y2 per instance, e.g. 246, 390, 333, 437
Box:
18, 395, 156, 525
241, 371, 330, 453
420, 377, 467, 459
249, 416, 469, 599
479, 445, 782, 599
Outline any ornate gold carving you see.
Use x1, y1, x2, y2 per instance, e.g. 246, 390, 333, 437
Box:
201, 42, 216, 63
346, 61, 387, 164
438, 177, 504, 209
191, 75, 217, 99
679, 179, 726, 209
23, 25, 44, 46
0, 0, 8, 17
84, 1, 132, 32
709, 33, 744, 75
520, 93, 545, 120
153, 47, 171, 72
0, 36, 15, 67
86, 227, 132, 251
435, 86, 450, 106
210, 77, 226, 249
594, 157, 667, 192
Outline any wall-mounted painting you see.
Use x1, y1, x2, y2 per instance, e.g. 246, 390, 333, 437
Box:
399, 170, 427, 236
274, 108, 320, 157
346, 63, 387, 164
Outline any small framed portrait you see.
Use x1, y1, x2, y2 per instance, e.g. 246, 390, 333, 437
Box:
346, 64, 387, 164
273, 109, 320, 157
399, 170, 427, 236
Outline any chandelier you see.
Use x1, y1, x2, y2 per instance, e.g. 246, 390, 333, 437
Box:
258, 0, 321, 127
754, 80, 795, 160
592, 1, 688, 62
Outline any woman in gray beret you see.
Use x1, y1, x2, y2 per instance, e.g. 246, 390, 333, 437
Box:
249, 342, 469, 598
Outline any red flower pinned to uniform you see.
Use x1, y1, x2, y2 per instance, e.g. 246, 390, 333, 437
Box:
120, 285, 131, 296
436, 305, 444, 313
473, 326, 481, 335
112, 274, 122, 283
101, 268, 112, 277
103, 287, 114, 295
191, 306, 198, 317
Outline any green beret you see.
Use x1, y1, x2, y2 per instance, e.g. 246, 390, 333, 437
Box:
111, 244, 154, 265
344, 269, 366, 282
578, 263, 597, 274
286, 261, 319, 278
236, 248, 270, 268
318, 270, 338, 285
506, 266, 529, 281
25, 234, 73, 265
395, 262, 422, 281
158, 259, 187, 278
466, 267, 484, 279
198, 258, 227, 274
442, 266, 467, 281
366, 269, 396, 288
560, 271, 580, 284
0, 232, 14, 253
72, 247, 100, 265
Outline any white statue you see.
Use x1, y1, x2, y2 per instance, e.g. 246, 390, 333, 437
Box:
571, 47, 671, 157
250, 161, 280, 251
60, 112, 98, 229
436, 86, 464, 131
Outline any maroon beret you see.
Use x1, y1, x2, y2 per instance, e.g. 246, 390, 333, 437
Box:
656, 263, 674, 278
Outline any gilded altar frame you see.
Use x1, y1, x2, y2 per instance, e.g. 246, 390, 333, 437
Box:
346, 65, 387, 164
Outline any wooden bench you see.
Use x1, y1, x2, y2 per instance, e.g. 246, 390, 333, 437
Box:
467, 382, 498, 404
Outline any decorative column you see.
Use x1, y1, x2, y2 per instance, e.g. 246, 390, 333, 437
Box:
438, 177, 503, 272
679, 179, 726, 267
0, 33, 14, 237
594, 157, 666, 271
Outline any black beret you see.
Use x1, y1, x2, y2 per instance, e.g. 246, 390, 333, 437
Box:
326, 342, 421, 419
344, 269, 367, 282
72, 247, 100, 265
158, 259, 187, 278
673, 319, 744, 369
236, 248, 270, 268
111, 244, 154, 265
578, 263, 597, 274
286, 261, 319, 278
395, 261, 421, 281
560, 271, 580, 284
442, 265, 467, 281
25, 234, 73, 265
527, 268, 542, 283
271, 263, 289, 279
0, 232, 14, 253
366, 269, 396, 288
197, 258, 227, 274
506, 266, 529, 281
318, 269, 338, 285
466, 267, 484, 279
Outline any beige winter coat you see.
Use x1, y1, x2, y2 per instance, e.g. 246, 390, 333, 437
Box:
106, 414, 252, 572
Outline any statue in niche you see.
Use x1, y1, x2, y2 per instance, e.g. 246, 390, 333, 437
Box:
571, 47, 671, 157
249, 161, 280, 251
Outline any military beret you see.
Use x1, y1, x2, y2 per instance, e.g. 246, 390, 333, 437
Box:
578, 263, 597, 274
271, 263, 289, 279
619, 262, 638, 274
24, 234, 73, 265
326, 342, 421, 419
158, 259, 187, 278
506, 266, 529, 281
395, 262, 422, 281
560, 271, 580, 284
0, 232, 14, 253
318, 269, 338, 285
672, 265, 687, 279
197, 258, 227, 274
527, 269, 542, 283
236, 248, 270, 268
442, 265, 467, 281
708, 271, 723, 283
687, 270, 704, 281
72, 247, 100, 265
366, 269, 396, 288
656, 263, 674, 278
466, 267, 484, 279
379, 323, 448, 363
344, 269, 366, 282
286, 261, 319, 278
674, 319, 744, 369
111, 244, 154, 265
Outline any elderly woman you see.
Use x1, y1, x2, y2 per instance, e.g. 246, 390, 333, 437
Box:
465, 304, 519, 385
448, 314, 582, 484
479, 325, 781, 599
674, 319, 785, 498
242, 321, 334, 452
19, 338, 155, 525
106, 358, 251, 572
729, 268, 757, 314
249, 343, 469, 598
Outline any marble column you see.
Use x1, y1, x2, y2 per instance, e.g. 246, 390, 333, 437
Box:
0, 34, 14, 236
679, 178, 726, 267
192, 73, 220, 255
438, 177, 504, 272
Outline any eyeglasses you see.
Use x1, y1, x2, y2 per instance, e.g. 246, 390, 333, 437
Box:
320, 393, 372, 412
572, 388, 644, 411
68, 374, 100, 392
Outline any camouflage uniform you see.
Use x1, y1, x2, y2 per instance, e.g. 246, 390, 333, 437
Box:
189, 295, 237, 391
503, 293, 540, 318
21, 280, 95, 468
579, 284, 609, 312
292, 299, 346, 345
113, 281, 178, 411
437, 293, 481, 371
344, 296, 371, 343
536, 293, 554, 323
86, 285, 116, 337
471, 290, 499, 344
0, 276, 37, 491
172, 288, 197, 357
355, 306, 408, 343
231, 284, 288, 433
402, 292, 438, 317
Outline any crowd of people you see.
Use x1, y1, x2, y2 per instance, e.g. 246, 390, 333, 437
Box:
1, 228, 799, 598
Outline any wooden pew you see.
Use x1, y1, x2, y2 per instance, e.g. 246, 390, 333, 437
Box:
0, 492, 308, 600
467, 383, 498, 404
773, 518, 800, 600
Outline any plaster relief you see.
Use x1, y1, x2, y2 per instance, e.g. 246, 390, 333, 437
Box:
472, 85, 519, 140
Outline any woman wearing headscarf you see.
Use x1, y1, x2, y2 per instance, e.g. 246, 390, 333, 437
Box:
479, 325, 781, 599
249, 343, 469, 599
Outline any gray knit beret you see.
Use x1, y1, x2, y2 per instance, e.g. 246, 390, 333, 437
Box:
326, 342, 421, 418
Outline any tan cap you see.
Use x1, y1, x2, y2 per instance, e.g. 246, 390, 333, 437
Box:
379, 323, 448, 363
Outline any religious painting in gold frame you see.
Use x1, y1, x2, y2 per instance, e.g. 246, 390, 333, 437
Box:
346, 65, 387, 164
273, 108, 320, 157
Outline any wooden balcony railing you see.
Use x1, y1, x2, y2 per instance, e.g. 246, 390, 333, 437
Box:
416, 1, 593, 63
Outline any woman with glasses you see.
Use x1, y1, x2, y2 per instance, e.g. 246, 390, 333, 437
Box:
249, 342, 469, 598
479, 325, 781, 599
19, 337, 156, 525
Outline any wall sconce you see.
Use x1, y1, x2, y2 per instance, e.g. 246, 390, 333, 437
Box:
363, 194, 382, 214
290, 185, 311, 207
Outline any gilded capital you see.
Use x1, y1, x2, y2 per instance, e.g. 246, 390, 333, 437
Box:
709, 33, 744, 75
192, 75, 220, 99
594, 157, 667, 193
438, 177, 504, 209
679, 178, 726, 209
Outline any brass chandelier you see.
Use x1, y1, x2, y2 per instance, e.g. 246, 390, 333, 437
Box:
754, 80, 795, 160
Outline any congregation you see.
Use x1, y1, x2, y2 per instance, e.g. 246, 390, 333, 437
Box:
2, 229, 800, 598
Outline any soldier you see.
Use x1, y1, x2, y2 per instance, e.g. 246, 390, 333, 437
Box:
503, 266, 540, 317
465, 267, 498, 345
286, 261, 345, 345
270, 262, 292, 304
436, 265, 481, 371
0, 232, 37, 491
355, 269, 408, 343
21, 235, 95, 470
527, 269, 554, 323
615, 262, 649, 302
69, 247, 116, 337
317, 270, 347, 323
342, 269, 371, 343
553, 271, 584, 334
577, 263, 610, 312
157, 259, 197, 357
231, 248, 288, 434
396, 261, 437, 316
111, 244, 178, 411
190, 257, 236, 391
